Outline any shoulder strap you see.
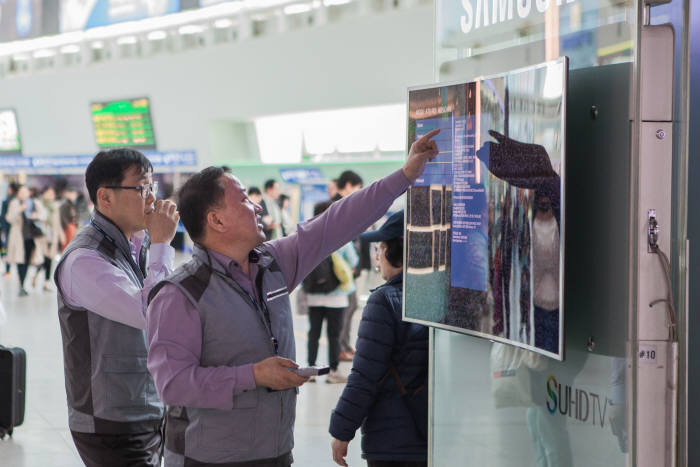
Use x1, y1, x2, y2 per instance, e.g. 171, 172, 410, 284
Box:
388, 361, 407, 396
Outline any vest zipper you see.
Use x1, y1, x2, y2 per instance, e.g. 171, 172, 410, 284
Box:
213, 269, 277, 356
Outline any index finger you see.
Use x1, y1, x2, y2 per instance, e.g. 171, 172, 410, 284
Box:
277, 357, 299, 369
416, 128, 440, 143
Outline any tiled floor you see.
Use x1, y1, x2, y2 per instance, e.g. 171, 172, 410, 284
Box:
0, 264, 377, 466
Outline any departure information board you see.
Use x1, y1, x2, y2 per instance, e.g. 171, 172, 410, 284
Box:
91, 98, 156, 149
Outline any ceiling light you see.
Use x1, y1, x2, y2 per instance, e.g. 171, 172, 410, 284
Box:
12, 54, 30, 61
178, 24, 205, 35
60, 44, 81, 54
116, 35, 138, 45
214, 18, 233, 29
147, 30, 167, 41
33, 49, 56, 58
91, 41, 105, 49
323, 0, 351, 5
283, 3, 312, 14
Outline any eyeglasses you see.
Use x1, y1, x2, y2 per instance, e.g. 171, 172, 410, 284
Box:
104, 182, 158, 200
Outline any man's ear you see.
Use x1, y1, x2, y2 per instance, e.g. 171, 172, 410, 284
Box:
206, 209, 226, 234
96, 187, 112, 211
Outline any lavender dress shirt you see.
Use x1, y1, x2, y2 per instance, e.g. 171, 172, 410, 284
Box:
56, 229, 175, 330
146, 169, 410, 410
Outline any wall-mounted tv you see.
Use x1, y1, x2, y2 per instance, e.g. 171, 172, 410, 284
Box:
404, 58, 567, 360
91, 97, 156, 150
0, 109, 22, 155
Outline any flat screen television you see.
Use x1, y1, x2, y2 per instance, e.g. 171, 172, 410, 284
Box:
91, 97, 156, 150
0, 109, 22, 155
403, 57, 567, 360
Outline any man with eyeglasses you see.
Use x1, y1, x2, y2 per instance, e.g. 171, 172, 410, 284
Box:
54, 148, 179, 467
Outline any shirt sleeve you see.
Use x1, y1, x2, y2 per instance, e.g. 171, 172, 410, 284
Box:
266, 169, 410, 290
146, 284, 257, 409
56, 243, 174, 330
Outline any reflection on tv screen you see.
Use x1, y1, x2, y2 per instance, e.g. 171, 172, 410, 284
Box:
404, 58, 567, 360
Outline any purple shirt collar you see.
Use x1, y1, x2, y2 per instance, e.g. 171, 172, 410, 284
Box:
206, 248, 261, 301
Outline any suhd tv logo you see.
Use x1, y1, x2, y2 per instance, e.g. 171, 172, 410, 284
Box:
459, 0, 578, 35
545, 375, 609, 429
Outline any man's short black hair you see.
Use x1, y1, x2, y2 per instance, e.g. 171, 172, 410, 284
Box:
177, 166, 231, 242
85, 148, 153, 204
264, 179, 277, 191
384, 237, 403, 268
337, 170, 363, 190
248, 186, 262, 196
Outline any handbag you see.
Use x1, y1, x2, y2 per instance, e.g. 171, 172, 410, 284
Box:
388, 362, 428, 441
21, 214, 43, 239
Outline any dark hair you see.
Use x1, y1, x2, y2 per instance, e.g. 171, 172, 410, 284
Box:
177, 166, 231, 242
313, 200, 331, 217
247, 186, 262, 196
85, 148, 153, 204
278, 193, 289, 204
337, 170, 363, 190
8, 182, 20, 194
54, 177, 68, 195
160, 182, 174, 200
383, 238, 403, 268
264, 179, 277, 191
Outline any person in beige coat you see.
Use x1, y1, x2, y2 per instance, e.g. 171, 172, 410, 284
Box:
33, 187, 64, 291
7, 185, 46, 296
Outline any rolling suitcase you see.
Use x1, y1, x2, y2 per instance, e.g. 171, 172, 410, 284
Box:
0, 345, 26, 439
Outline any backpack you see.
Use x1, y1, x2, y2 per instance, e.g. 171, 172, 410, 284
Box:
302, 256, 340, 293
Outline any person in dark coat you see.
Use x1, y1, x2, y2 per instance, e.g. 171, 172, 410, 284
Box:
329, 210, 429, 467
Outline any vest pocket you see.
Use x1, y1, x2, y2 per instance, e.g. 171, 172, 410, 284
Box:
195, 392, 259, 456
102, 355, 155, 409
234, 389, 258, 409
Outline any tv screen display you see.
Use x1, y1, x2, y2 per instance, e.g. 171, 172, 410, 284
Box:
404, 58, 567, 360
0, 109, 22, 155
91, 97, 156, 150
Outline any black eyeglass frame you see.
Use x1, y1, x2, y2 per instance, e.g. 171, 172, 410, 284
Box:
103, 181, 158, 199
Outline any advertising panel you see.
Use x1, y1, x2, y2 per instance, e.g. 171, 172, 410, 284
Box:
0, 109, 22, 155
0, 0, 46, 41
404, 57, 567, 359
59, 0, 179, 32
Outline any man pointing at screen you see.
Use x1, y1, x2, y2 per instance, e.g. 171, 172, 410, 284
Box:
145, 129, 440, 467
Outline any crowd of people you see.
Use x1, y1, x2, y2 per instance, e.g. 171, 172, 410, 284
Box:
246, 171, 368, 385
7, 127, 441, 467
0, 182, 88, 296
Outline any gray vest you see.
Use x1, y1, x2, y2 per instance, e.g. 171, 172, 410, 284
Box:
149, 244, 296, 465
55, 210, 163, 434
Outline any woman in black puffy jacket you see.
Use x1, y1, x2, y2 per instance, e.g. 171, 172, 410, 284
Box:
329, 210, 429, 467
